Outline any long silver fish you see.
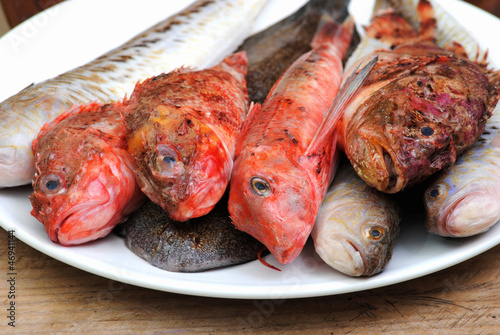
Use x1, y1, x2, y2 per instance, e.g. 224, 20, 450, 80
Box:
424, 104, 500, 237
311, 160, 402, 276
0, 0, 269, 187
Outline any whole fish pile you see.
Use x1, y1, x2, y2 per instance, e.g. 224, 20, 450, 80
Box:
312, 161, 402, 276
30, 102, 146, 245
337, 0, 500, 193
228, 16, 360, 264
125, 197, 265, 272
122, 52, 249, 222
424, 104, 500, 237
8, 0, 500, 276
0, 0, 269, 188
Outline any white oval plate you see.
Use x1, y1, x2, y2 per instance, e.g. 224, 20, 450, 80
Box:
1, 0, 500, 299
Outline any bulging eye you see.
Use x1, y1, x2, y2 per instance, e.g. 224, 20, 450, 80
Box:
155, 144, 185, 177
39, 173, 66, 195
250, 177, 271, 197
427, 183, 448, 201
421, 126, 435, 136
364, 226, 385, 242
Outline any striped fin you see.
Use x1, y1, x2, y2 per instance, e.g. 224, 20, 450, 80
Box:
304, 55, 378, 156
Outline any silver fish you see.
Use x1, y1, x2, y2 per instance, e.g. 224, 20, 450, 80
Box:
124, 197, 265, 272
424, 104, 500, 237
311, 161, 402, 276
0, 0, 269, 187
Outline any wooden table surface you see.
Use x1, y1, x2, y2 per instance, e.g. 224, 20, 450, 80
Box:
1, 1, 500, 334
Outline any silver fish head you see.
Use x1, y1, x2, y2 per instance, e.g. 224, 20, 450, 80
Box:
314, 192, 401, 277
424, 159, 500, 237
312, 163, 402, 276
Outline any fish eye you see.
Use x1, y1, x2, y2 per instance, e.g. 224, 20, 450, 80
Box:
191, 234, 201, 246
421, 126, 434, 136
156, 144, 184, 177
427, 184, 447, 200
162, 156, 176, 164
250, 177, 271, 197
369, 228, 383, 240
364, 226, 385, 242
39, 173, 66, 195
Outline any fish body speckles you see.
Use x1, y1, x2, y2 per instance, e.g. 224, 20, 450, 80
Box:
338, 0, 500, 193
125, 198, 265, 272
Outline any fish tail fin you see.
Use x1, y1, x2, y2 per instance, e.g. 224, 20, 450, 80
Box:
304, 56, 378, 157
311, 15, 354, 56
219, 51, 248, 77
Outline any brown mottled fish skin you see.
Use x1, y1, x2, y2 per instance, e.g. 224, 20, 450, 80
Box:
124, 197, 265, 272
238, 0, 353, 104
337, 0, 500, 193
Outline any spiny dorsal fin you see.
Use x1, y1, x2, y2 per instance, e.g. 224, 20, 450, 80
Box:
304, 55, 378, 156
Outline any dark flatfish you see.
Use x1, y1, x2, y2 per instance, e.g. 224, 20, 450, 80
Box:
124, 197, 265, 272
239, 0, 354, 103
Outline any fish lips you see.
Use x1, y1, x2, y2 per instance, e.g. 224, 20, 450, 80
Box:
347, 127, 404, 193
425, 182, 500, 237
31, 176, 112, 245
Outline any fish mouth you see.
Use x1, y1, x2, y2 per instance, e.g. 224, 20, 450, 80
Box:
317, 238, 366, 277
381, 147, 399, 191
361, 139, 402, 193
439, 191, 500, 237
47, 182, 112, 245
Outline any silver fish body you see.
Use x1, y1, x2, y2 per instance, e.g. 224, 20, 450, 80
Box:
0, 0, 269, 187
424, 106, 500, 237
311, 161, 402, 276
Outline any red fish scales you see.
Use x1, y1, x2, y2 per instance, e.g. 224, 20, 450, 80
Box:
229, 19, 353, 264
30, 102, 145, 245
123, 52, 249, 221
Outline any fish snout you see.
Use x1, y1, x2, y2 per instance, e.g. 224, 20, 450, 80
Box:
437, 191, 500, 237
348, 130, 402, 193
315, 238, 366, 277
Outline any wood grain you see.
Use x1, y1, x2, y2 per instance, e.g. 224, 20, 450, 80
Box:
1, 228, 499, 334
1, 0, 500, 334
